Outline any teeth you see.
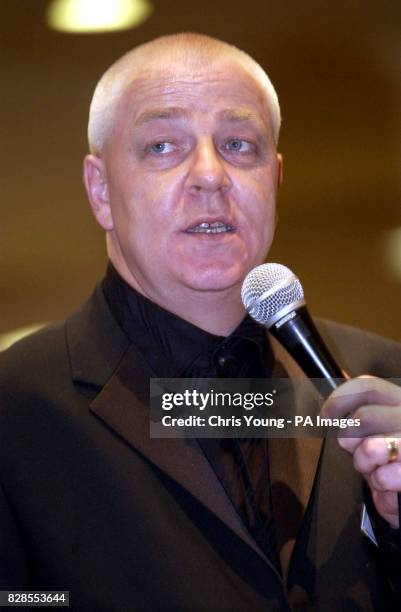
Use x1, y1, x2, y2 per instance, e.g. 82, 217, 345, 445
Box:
187, 221, 234, 234
205, 226, 230, 233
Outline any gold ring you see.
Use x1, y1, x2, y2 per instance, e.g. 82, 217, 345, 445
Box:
385, 438, 399, 462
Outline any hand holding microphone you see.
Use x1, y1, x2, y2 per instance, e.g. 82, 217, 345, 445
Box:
241, 263, 401, 529
323, 377, 401, 530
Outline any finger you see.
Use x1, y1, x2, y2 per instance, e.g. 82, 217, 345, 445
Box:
337, 436, 362, 453
371, 489, 400, 528
322, 377, 401, 420
339, 404, 401, 438
352, 435, 401, 474
369, 461, 401, 492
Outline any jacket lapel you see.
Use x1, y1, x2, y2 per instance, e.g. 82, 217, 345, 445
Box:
268, 337, 324, 577
89, 342, 284, 573
65, 285, 281, 576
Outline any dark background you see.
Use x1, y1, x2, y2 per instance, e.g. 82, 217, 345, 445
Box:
2, 0, 400, 341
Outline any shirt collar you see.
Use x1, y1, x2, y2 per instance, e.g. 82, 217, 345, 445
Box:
102, 262, 273, 378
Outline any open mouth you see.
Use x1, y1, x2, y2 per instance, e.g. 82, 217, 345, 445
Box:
186, 221, 235, 234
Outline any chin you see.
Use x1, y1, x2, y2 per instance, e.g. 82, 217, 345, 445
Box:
179, 264, 247, 293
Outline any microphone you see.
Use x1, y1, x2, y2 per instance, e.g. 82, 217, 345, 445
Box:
241, 263, 349, 397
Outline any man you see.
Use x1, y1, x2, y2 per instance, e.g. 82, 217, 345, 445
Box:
1, 33, 401, 610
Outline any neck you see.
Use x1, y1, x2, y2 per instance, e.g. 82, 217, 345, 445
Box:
162, 289, 247, 336
110, 260, 246, 337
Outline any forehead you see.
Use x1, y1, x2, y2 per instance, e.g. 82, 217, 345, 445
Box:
115, 59, 272, 131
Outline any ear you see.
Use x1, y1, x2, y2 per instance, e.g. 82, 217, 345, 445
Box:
274, 154, 283, 229
83, 155, 113, 231
276, 153, 283, 189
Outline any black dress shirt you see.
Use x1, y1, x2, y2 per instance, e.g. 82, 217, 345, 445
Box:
102, 262, 280, 569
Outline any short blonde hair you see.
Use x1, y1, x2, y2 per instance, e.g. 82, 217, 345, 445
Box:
88, 32, 281, 155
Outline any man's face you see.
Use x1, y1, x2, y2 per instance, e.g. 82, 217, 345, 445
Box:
89, 58, 282, 309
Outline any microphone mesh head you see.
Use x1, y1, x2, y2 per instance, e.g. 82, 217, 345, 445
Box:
241, 263, 304, 325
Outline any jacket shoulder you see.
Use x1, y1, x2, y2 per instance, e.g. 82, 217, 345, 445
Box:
0, 323, 69, 398
317, 319, 401, 378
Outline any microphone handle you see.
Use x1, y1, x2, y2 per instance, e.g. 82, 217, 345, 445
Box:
268, 305, 349, 397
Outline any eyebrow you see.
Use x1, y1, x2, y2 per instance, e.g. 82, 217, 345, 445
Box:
134, 107, 266, 129
217, 109, 263, 124
134, 107, 190, 126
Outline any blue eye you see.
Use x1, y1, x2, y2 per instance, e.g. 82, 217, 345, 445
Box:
226, 139, 253, 153
150, 142, 174, 154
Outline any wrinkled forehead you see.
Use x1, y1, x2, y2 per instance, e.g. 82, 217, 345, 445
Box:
114, 57, 273, 130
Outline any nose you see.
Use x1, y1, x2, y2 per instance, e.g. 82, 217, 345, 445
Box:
185, 137, 231, 195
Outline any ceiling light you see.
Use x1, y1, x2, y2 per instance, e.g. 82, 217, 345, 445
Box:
46, 0, 153, 33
